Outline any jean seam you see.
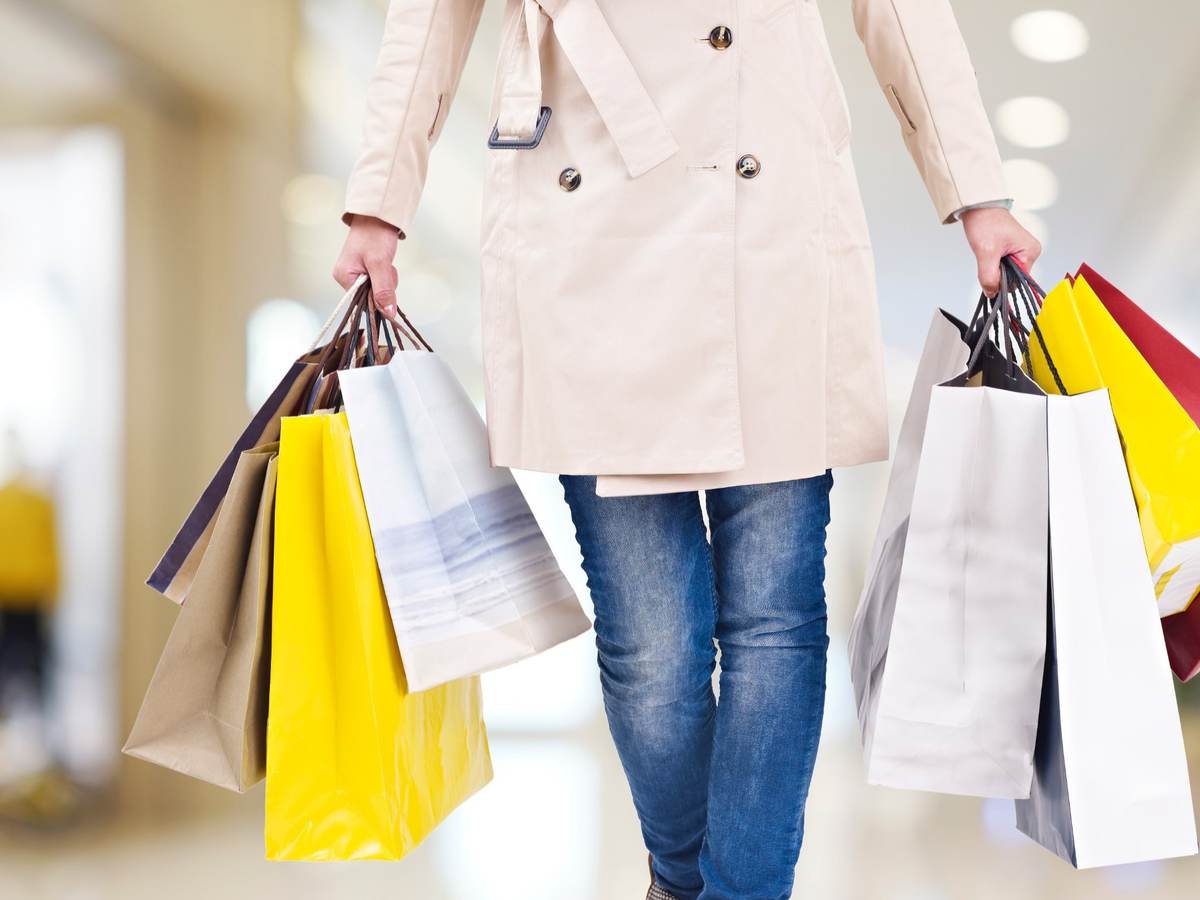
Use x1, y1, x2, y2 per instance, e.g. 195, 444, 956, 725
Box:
704, 538, 719, 628
701, 493, 720, 627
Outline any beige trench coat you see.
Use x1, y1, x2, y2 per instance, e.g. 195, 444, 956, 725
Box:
345, 0, 1008, 495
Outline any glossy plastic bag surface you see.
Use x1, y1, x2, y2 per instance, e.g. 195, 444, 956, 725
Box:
265, 412, 492, 860
1078, 264, 1200, 680
1028, 275, 1200, 616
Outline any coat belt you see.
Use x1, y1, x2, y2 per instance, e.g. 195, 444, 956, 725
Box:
493, 0, 679, 178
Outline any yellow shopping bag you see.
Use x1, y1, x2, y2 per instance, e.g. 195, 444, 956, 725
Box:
265, 412, 492, 860
0, 479, 58, 607
1029, 275, 1200, 614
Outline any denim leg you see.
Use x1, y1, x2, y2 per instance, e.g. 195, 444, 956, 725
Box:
697, 473, 833, 900
560, 475, 718, 900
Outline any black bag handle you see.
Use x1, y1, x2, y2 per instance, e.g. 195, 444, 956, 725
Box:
962, 256, 1067, 396
1001, 257, 1068, 396
967, 263, 1021, 380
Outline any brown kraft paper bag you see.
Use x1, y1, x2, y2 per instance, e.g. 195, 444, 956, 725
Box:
124, 445, 278, 791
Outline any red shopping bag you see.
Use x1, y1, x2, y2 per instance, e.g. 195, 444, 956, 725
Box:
1081, 263, 1200, 680
1164, 606, 1200, 681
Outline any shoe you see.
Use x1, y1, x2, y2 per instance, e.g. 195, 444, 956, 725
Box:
645, 852, 681, 900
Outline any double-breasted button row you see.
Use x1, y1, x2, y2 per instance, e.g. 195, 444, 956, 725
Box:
558, 156, 759, 190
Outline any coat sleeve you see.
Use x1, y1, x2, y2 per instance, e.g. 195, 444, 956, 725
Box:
343, 0, 487, 235
852, 0, 1010, 224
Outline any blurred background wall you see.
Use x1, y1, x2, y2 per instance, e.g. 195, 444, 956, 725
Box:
0, 1, 1198, 898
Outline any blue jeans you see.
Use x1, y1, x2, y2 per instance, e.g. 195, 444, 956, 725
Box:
559, 473, 833, 900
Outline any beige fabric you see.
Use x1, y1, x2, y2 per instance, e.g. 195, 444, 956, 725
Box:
345, 0, 1009, 492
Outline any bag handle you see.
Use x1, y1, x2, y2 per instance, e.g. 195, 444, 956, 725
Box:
966, 263, 1022, 379
1001, 258, 1068, 395
301, 277, 437, 414
304, 287, 374, 414
308, 273, 434, 355
963, 256, 1067, 395
328, 275, 435, 350
309, 275, 367, 352
320, 283, 373, 374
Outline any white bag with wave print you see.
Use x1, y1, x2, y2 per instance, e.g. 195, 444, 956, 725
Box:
340, 350, 591, 692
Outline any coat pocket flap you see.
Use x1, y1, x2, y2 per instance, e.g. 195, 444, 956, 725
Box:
885, 83, 918, 135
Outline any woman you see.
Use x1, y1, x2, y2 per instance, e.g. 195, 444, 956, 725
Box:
334, 2, 1039, 897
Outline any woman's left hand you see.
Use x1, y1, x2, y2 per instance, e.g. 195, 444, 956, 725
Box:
961, 207, 1042, 296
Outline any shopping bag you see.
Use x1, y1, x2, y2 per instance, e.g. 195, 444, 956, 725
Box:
0, 478, 58, 607
1164, 605, 1200, 682
124, 444, 278, 791
146, 279, 367, 603
338, 349, 591, 692
1082, 263, 1200, 421
1078, 264, 1200, 680
1027, 275, 1200, 616
849, 309, 973, 756
1015, 390, 1197, 867
265, 412, 492, 860
862, 269, 1049, 799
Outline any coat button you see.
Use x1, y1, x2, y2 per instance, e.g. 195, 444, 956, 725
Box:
736, 154, 761, 179
708, 26, 733, 50
559, 167, 581, 192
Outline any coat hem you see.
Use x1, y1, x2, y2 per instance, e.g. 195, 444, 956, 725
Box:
489, 450, 747, 479
589, 444, 890, 497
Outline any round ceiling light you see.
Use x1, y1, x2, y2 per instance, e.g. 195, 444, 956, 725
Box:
996, 96, 1070, 149
1011, 10, 1089, 62
1002, 158, 1059, 211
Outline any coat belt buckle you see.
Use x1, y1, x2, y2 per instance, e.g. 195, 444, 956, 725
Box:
488, 106, 552, 149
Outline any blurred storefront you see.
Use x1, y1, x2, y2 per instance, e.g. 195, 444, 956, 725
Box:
0, 1, 1198, 898
0, 0, 298, 819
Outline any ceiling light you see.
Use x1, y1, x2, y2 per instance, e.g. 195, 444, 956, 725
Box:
996, 96, 1070, 149
1002, 158, 1059, 211
1011, 10, 1089, 63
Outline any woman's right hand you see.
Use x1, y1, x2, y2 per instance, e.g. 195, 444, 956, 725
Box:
332, 214, 402, 318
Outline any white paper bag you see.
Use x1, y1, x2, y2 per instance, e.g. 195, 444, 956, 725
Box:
861, 332, 1049, 799
1016, 391, 1198, 867
339, 350, 591, 692
850, 310, 973, 752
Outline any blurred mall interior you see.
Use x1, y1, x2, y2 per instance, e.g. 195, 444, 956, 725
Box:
1, 0, 1198, 897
